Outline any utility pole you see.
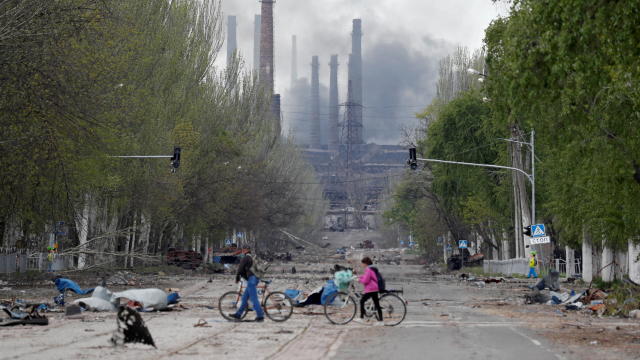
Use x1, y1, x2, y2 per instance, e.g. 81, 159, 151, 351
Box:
408, 129, 537, 257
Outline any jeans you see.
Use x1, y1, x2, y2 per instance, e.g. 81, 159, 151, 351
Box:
235, 275, 264, 319
360, 291, 383, 321
528, 267, 538, 278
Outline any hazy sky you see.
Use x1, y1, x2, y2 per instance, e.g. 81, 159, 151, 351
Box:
218, 0, 507, 144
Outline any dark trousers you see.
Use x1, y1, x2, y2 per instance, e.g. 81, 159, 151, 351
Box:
360, 291, 383, 320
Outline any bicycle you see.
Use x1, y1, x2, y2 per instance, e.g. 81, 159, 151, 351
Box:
324, 277, 407, 326
218, 279, 293, 322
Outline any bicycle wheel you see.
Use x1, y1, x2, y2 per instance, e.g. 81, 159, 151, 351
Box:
264, 291, 293, 322
218, 291, 247, 321
324, 292, 357, 325
378, 293, 406, 326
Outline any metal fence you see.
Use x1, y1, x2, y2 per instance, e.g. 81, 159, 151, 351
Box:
0, 249, 74, 274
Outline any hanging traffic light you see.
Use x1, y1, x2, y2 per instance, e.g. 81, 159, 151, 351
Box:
408, 148, 418, 170
171, 147, 181, 170
523, 225, 532, 237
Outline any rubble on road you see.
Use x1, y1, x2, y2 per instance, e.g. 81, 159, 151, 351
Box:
106, 271, 139, 286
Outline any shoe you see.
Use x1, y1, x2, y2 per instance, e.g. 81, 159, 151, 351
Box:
373, 321, 385, 326
228, 313, 242, 322
254, 317, 264, 323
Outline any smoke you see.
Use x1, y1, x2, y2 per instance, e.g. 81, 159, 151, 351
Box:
362, 36, 453, 144
218, 0, 498, 145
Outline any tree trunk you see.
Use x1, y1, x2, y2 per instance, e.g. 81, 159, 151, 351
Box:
628, 239, 640, 285
601, 244, 614, 282
582, 229, 593, 283
565, 246, 575, 277
129, 213, 138, 268
140, 212, 151, 264
76, 193, 91, 269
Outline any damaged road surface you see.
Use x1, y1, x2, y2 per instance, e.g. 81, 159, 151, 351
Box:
1, 262, 639, 360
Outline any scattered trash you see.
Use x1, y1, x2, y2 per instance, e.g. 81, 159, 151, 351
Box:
532, 271, 560, 291
565, 302, 583, 310
525, 290, 550, 304
472, 281, 486, 288
590, 340, 598, 345
275, 329, 294, 334
193, 319, 211, 327
0, 307, 48, 327
550, 291, 570, 305
65, 304, 83, 316
484, 277, 504, 284
629, 309, 640, 319
111, 306, 155, 348
54, 277, 94, 295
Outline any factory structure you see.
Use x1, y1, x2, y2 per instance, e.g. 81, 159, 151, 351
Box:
226, 7, 405, 231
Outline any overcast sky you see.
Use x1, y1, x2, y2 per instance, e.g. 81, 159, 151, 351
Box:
218, 0, 507, 144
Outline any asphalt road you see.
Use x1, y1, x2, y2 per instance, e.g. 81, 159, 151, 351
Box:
0, 265, 607, 360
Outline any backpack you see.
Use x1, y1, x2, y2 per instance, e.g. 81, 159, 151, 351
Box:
250, 255, 270, 279
370, 267, 386, 292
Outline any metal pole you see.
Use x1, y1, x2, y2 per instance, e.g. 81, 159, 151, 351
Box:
530, 129, 535, 225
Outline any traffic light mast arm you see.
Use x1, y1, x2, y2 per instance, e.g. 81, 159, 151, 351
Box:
414, 157, 534, 184
110, 155, 173, 158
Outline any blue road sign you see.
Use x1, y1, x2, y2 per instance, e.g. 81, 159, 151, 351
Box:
436, 236, 444, 245
532, 224, 546, 238
458, 240, 468, 249
446, 244, 452, 251
225, 239, 232, 246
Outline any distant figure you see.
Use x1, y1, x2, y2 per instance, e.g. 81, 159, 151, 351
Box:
528, 252, 538, 278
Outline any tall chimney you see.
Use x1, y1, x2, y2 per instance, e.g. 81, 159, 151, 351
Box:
259, 0, 275, 93
291, 35, 298, 88
253, 15, 261, 72
350, 19, 363, 144
329, 55, 339, 150
227, 16, 237, 66
310, 56, 321, 148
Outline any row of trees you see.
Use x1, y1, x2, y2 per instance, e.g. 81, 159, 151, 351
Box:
0, 0, 325, 268
386, 0, 640, 262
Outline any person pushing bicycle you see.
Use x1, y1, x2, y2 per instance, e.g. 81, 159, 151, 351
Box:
228, 251, 265, 322
357, 256, 383, 324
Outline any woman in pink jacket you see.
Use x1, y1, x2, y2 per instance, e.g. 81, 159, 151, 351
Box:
358, 257, 383, 322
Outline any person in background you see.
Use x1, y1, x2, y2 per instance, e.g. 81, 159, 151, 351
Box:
228, 252, 264, 322
357, 256, 383, 323
528, 251, 538, 278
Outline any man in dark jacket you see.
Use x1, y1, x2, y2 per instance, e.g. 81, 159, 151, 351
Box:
229, 253, 264, 322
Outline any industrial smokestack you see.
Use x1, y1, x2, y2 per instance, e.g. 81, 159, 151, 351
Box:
291, 35, 298, 88
329, 55, 339, 151
259, 0, 275, 93
350, 19, 363, 144
253, 15, 261, 72
310, 56, 321, 148
227, 16, 237, 66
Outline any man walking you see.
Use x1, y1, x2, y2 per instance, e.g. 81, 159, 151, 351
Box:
229, 252, 264, 322
528, 251, 538, 278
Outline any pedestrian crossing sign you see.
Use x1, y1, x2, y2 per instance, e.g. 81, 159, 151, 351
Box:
532, 224, 546, 238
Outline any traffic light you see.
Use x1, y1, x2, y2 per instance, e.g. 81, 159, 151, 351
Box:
171, 147, 181, 171
408, 148, 418, 170
523, 225, 532, 237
